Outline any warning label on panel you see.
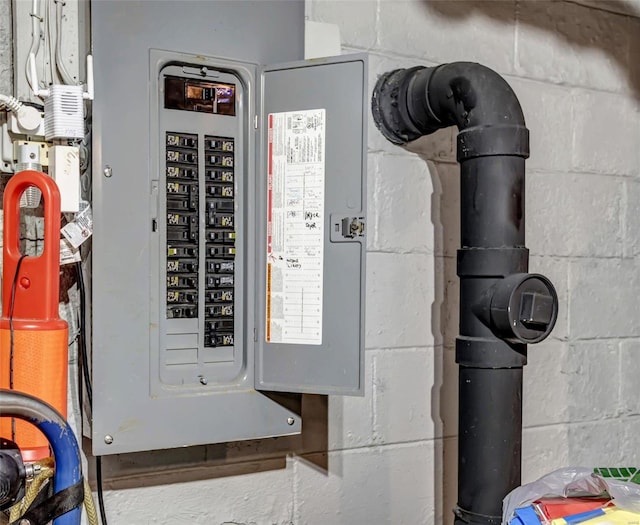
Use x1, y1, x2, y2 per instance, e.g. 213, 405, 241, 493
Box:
266, 109, 325, 345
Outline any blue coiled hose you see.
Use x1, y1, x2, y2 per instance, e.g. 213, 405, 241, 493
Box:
0, 389, 81, 525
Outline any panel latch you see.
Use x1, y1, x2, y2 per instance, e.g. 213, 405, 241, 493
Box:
330, 214, 366, 242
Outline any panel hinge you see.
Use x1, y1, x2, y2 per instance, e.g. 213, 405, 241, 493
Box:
330, 214, 366, 242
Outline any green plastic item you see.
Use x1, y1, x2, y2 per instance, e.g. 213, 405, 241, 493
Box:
593, 468, 640, 485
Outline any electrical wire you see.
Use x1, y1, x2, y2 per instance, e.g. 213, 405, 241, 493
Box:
75, 261, 91, 406
54, 0, 75, 85
0, 94, 23, 113
25, 0, 42, 92
21, 101, 45, 111
45, 0, 55, 84
75, 261, 108, 525
9, 254, 28, 441
96, 457, 107, 525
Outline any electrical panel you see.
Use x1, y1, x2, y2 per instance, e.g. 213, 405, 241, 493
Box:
91, 1, 366, 455
156, 65, 244, 386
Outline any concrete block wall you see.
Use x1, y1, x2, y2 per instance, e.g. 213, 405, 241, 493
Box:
0, 0, 11, 96
299, 0, 640, 522
2, 1, 640, 523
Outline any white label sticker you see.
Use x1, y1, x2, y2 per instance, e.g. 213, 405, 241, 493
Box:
266, 109, 325, 345
61, 202, 93, 249
60, 238, 81, 266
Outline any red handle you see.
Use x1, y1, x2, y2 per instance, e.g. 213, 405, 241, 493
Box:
2, 170, 61, 321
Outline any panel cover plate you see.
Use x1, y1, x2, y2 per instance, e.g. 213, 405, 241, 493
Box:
256, 54, 367, 395
90, 41, 304, 455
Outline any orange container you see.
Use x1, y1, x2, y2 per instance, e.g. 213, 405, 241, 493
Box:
0, 170, 68, 461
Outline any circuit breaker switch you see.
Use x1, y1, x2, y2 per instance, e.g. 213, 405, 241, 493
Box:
207, 169, 233, 183
207, 261, 234, 273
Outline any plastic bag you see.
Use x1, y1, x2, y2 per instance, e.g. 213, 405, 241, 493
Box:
503, 467, 640, 524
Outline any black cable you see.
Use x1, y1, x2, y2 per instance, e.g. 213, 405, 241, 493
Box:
75, 261, 108, 525
20, 101, 45, 111
75, 261, 92, 405
9, 254, 28, 441
96, 456, 107, 525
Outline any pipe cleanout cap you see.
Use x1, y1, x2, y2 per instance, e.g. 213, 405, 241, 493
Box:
371, 67, 440, 145
489, 273, 558, 344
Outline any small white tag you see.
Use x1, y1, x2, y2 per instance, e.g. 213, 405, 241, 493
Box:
60, 238, 81, 265
61, 203, 93, 249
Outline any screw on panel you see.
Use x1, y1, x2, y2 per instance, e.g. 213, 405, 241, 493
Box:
103, 165, 112, 177
104, 435, 114, 444
198, 375, 208, 385
287, 417, 295, 426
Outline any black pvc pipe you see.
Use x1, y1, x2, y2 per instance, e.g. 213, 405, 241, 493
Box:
372, 63, 557, 525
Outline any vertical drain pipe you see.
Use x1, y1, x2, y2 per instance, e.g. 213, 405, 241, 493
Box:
371, 63, 558, 524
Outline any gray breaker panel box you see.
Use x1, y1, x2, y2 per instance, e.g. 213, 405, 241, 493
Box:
91, 0, 366, 455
